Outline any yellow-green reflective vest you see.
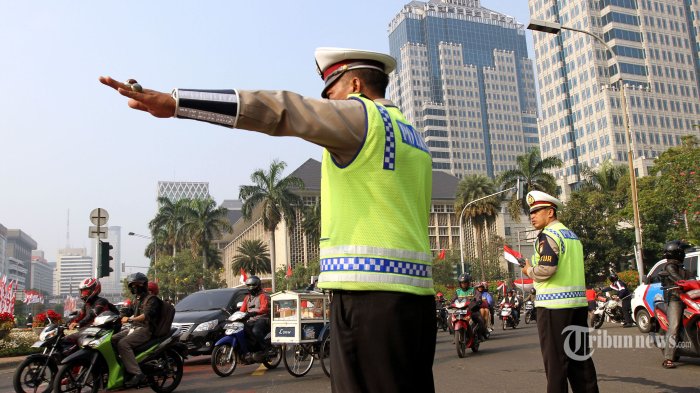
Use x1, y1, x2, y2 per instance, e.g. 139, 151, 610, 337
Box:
316, 94, 433, 296
532, 221, 588, 309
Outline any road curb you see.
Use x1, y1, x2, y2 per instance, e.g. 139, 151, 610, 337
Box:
0, 357, 25, 371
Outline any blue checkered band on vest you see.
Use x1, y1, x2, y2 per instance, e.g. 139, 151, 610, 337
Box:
536, 291, 586, 301
375, 104, 396, 171
321, 257, 431, 278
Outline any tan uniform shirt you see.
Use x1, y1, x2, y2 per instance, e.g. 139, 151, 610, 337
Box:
236, 90, 393, 165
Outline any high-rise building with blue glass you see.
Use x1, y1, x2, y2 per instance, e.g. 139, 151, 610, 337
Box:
529, 0, 700, 196
388, 0, 539, 178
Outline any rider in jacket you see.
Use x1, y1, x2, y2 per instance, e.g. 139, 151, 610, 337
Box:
601, 273, 634, 327
454, 273, 488, 339
660, 240, 691, 369
500, 290, 521, 323
65, 278, 118, 345
240, 276, 271, 360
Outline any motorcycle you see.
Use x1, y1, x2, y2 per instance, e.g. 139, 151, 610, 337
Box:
13, 315, 77, 393
52, 312, 186, 393
500, 302, 519, 330
590, 293, 624, 329
447, 297, 480, 358
650, 280, 700, 361
210, 311, 282, 377
524, 300, 536, 324
436, 305, 448, 332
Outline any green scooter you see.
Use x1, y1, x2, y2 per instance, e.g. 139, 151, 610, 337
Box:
52, 312, 186, 393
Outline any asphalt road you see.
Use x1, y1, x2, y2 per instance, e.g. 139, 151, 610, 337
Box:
1, 321, 698, 392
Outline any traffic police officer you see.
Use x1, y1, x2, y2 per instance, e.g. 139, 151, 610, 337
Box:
100, 47, 435, 393
521, 191, 599, 393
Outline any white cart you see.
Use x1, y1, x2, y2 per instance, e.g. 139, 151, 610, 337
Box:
270, 290, 331, 378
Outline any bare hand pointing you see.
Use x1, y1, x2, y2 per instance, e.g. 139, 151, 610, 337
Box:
99, 76, 176, 118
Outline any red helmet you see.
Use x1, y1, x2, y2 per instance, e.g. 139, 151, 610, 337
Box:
78, 278, 101, 302
147, 281, 159, 296
123, 299, 132, 307
436, 292, 444, 298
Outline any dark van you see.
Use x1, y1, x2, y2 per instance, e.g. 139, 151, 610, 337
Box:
171, 287, 249, 355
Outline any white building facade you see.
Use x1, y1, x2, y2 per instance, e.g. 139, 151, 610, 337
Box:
56, 248, 93, 296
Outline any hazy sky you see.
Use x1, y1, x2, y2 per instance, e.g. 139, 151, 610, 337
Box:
0, 0, 532, 274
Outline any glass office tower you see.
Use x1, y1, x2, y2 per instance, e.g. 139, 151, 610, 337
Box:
388, 0, 539, 178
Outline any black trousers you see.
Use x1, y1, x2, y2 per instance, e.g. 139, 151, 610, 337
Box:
621, 296, 634, 324
536, 307, 599, 393
330, 291, 436, 393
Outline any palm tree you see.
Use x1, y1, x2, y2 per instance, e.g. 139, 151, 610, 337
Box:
498, 147, 563, 215
149, 197, 190, 256
180, 198, 232, 275
302, 200, 321, 245
239, 160, 305, 292
580, 160, 627, 192
454, 174, 501, 283
231, 239, 272, 275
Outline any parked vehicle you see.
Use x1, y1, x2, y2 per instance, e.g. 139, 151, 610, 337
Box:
631, 250, 699, 333
172, 288, 249, 355
448, 297, 480, 358
590, 293, 625, 329
436, 305, 448, 332
52, 313, 186, 393
523, 300, 536, 324
210, 311, 282, 377
500, 302, 519, 330
13, 314, 77, 393
650, 280, 700, 361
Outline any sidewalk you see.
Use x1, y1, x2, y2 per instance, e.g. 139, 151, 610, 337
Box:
0, 355, 26, 370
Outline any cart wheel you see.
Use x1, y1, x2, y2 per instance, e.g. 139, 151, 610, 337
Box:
283, 344, 314, 377
319, 335, 331, 378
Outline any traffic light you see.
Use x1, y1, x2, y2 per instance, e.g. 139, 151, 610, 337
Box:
98, 241, 114, 278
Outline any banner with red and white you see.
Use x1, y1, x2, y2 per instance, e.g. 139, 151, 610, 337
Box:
64, 295, 78, 317
503, 245, 523, 265
24, 290, 45, 305
239, 268, 248, 285
0, 275, 17, 314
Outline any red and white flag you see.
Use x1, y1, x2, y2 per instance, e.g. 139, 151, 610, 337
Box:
504, 245, 523, 265
437, 249, 446, 260
286, 264, 293, 278
239, 268, 248, 285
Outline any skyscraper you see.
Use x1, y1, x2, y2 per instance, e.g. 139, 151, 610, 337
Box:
529, 0, 700, 195
388, 0, 540, 178
157, 181, 210, 202
56, 248, 93, 296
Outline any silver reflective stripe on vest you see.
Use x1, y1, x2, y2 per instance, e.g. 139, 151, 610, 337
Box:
320, 245, 432, 263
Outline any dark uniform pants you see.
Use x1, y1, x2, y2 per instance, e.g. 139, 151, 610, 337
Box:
112, 327, 152, 375
664, 300, 683, 360
537, 307, 599, 393
330, 291, 436, 393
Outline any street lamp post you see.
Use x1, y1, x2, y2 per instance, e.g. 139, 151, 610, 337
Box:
128, 232, 157, 282
459, 180, 519, 274
527, 19, 645, 284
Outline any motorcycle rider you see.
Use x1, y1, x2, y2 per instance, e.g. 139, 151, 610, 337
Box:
113, 272, 162, 388
500, 289, 521, 323
476, 283, 494, 331
240, 275, 272, 361
435, 292, 448, 329
454, 273, 488, 339
65, 278, 118, 345
660, 240, 691, 369
601, 273, 634, 327
524, 288, 537, 321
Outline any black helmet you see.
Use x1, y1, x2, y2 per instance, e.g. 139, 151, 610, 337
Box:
530, 288, 536, 294
663, 240, 690, 262
127, 272, 148, 295
245, 276, 262, 296
609, 273, 618, 282
458, 273, 471, 284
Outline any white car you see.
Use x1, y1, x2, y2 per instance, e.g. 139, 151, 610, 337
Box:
631, 250, 699, 333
